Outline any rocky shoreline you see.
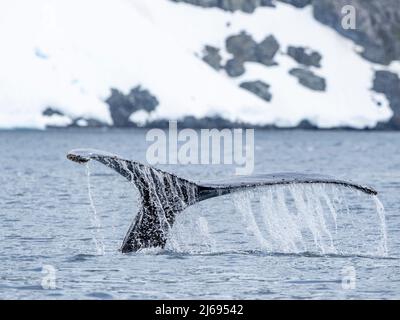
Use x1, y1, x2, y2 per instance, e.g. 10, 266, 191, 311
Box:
43, 112, 399, 131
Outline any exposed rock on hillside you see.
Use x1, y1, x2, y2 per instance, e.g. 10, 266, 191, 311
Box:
256, 35, 280, 66
240, 80, 272, 102
42, 107, 65, 117
174, 0, 400, 65
278, 0, 311, 8
171, 0, 275, 13
289, 68, 326, 91
313, 0, 400, 65
226, 31, 258, 62
202, 45, 222, 70
373, 70, 400, 129
224, 32, 279, 76
287, 46, 322, 67
225, 58, 246, 77
106, 86, 159, 127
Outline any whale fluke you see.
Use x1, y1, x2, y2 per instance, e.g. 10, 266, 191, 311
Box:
67, 149, 377, 253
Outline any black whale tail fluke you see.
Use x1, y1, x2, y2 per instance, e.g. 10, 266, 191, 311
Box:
67, 149, 199, 253
67, 149, 378, 253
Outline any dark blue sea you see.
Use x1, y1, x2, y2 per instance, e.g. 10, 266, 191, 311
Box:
0, 129, 399, 299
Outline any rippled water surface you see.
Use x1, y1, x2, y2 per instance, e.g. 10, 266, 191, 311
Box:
0, 129, 399, 299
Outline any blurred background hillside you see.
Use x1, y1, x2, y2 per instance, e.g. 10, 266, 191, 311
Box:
0, 0, 399, 129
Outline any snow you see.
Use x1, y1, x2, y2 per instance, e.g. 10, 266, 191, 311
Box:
76, 119, 88, 127
130, 110, 151, 127
44, 114, 73, 127
0, 0, 396, 129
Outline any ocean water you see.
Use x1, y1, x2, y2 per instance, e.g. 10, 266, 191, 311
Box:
0, 129, 399, 299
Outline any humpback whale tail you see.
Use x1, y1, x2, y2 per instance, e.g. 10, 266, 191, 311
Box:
67, 149, 377, 253
68, 149, 199, 253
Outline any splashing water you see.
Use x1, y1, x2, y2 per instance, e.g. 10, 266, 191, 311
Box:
373, 195, 388, 255
168, 183, 388, 257
86, 163, 105, 255
167, 211, 216, 253
232, 184, 388, 257
82, 156, 388, 257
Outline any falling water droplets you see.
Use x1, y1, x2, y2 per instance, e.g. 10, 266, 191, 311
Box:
82, 156, 388, 257
373, 195, 388, 256
233, 192, 271, 251
86, 163, 105, 255
232, 184, 388, 257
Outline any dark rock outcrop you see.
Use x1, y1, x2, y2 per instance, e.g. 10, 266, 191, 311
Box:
224, 32, 280, 76
289, 68, 326, 91
172, 0, 400, 65
225, 58, 246, 77
287, 46, 322, 67
148, 115, 251, 129
42, 107, 108, 128
278, 0, 311, 8
240, 80, 272, 102
225, 31, 257, 77
226, 32, 280, 65
106, 89, 134, 127
202, 45, 222, 70
171, 0, 275, 13
313, 0, 400, 65
106, 86, 159, 127
373, 70, 400, 129
296, 119, 318, 129
226, 32, 258, 62
42, 107, 65, 117
140, 116, 321, 129
129, 86, 159, 113
256, 35, 280, 66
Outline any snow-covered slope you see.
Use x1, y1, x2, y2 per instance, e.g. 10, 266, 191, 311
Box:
0, 0, 395, 129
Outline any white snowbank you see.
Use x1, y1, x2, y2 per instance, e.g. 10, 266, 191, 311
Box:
0, 0, 395, 129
